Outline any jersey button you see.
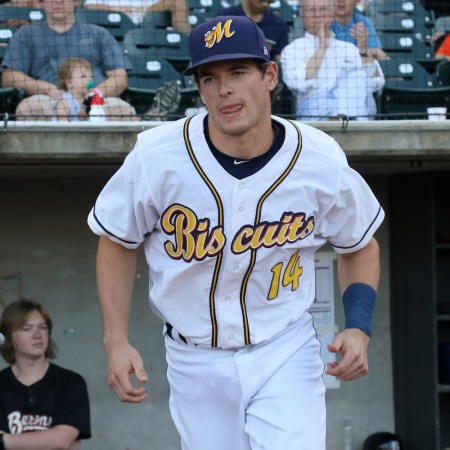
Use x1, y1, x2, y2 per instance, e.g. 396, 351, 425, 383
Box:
232, 265, 239, 272
238, 206, 244, 212
225, 296, 231, 301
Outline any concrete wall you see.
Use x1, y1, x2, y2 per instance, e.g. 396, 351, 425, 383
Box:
0, 169, 393, 450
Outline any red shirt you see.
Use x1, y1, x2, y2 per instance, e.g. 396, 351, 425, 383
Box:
436, 35, 450, 57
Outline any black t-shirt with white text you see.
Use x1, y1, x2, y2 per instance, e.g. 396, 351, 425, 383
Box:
0, 363, 91, 439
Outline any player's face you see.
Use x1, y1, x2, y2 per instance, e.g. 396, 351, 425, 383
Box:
196, 59, 278, 144
11, 310, 49, 361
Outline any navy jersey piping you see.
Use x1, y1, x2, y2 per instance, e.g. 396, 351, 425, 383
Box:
92, 205, 138, 245
183, 117, 223, 347
332, 204, 383, 250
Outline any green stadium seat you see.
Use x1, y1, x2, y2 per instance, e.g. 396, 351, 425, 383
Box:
0, 5, 45, 26
123, 26, 190, 73
0, 25, 16, 64
436, 59, 450, 87
378, 58, 450, 119
141, 11, 172, 29
76, 9, 138, 42
0, 87, 19, 116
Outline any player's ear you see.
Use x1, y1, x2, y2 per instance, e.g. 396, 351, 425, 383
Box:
265, 62, 278, 91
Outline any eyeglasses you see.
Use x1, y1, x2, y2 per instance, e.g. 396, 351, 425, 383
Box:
302, 6, 335, 16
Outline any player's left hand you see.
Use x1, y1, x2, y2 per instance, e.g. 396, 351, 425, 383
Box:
106, 341, 149, 403
325, 328, 370, 381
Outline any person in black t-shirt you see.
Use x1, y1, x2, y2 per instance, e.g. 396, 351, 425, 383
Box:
0, 299, 91, 450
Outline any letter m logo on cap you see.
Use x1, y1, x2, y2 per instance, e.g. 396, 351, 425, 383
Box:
204, 19, 235, 49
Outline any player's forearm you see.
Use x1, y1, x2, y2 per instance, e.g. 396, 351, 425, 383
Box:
2, 425, 79, 450
96, 236, 137, 349
337, 237, 380, 293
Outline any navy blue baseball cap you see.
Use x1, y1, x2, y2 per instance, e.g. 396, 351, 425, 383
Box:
183, 16, 270, 76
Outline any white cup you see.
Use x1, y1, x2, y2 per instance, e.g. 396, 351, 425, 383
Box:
427, 107, 447, 121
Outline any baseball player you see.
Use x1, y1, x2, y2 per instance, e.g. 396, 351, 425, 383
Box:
88, 15, 384, 449
0, 299, 91, 449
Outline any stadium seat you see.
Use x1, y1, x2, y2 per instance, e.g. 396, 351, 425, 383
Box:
0, 5, 45, 26
269, 0, 296, 27
378, 32, 439, 71
378, 58, 450, 119
0, 25, 16, 64
187, 0, 228, 17
0, 87, 19, 116
379, 57, 435, 87
75, 9, 137, 42
367, 0, 435, 29
122, 53, 198, 116
363, 431, 403, 450
436, 59, 450, 87
271, 82, 295, 117
122, 54, 183, 114
142, 2, 210, 28
141, 11, 172, 29
371, 13, 433, 43
188, 9, 210, 28
123, 26, 190, 73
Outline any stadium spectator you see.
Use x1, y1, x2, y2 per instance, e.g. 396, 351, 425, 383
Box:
0, 298, 91, 449
330, 0, 389, 60
1, 0, 138, 121
54, 57, 92, 121
83, 0, 191, 33
280, 0, 384, 121
216, 0, 290, 61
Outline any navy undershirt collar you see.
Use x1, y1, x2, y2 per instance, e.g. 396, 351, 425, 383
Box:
204, 116, 286, 180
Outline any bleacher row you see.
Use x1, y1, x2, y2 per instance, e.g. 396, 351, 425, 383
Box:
0, 0, 449, 120
364, 0, 450, 119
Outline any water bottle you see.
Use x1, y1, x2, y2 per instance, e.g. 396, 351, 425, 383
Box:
85, 82, 106, 122
89, 91, 105, 122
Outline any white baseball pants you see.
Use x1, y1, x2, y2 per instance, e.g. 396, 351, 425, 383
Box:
165, 315, 326, 450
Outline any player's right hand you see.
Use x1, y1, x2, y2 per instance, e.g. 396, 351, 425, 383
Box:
106, 341, 149, 403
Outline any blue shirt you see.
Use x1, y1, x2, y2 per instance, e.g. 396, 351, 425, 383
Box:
330, 11, 382, 49
1, 22, 132, 85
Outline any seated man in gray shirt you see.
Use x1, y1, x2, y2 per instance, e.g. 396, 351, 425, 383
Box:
1, 0, 137, 120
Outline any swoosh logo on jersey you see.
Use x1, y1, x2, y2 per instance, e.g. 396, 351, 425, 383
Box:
233, 159, 249, 165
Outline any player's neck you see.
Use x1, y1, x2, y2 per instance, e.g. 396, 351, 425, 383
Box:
11, 358, 49, 386
207, 118, 276, 160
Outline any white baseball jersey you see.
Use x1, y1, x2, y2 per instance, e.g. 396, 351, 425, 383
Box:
88, 113, 384, 349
